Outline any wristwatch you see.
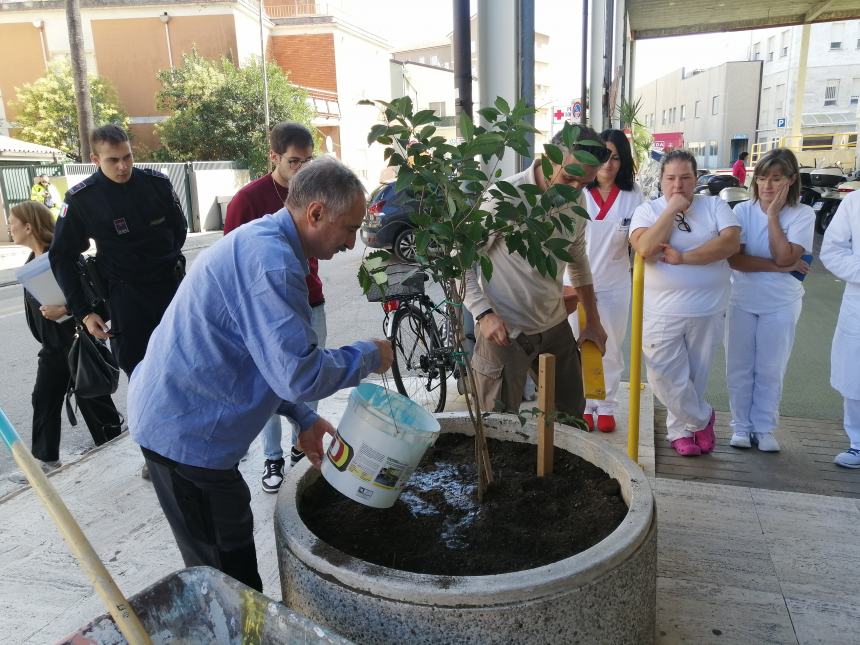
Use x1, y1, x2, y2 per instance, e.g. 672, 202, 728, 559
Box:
475, 308, 494, 322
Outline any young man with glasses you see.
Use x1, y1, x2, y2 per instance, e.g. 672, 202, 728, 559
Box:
463, 126, 609, 421
224, 122, 324, 493
629, 149, 740, 457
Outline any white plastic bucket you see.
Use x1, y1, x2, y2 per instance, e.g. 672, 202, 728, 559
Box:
321, 383, 440, 508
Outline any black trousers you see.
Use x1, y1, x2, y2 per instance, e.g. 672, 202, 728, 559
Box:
31, 350, 122, 463
108, 278, 179, 377
142, 448, 263, 592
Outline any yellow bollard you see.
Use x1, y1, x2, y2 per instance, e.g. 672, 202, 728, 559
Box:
0, 408, 152, 644
627, 254, 645, 465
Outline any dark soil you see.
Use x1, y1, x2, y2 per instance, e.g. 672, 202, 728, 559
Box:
299, 433, 628, 576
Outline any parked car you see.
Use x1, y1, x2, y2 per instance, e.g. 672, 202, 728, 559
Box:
360, 182, 420, 262
799, 167, 847, 234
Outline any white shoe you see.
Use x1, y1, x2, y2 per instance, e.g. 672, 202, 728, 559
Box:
834, 448, 860, 469
753, 433, 780, 452
7, 460, 62, 485
729, 431, 751, 449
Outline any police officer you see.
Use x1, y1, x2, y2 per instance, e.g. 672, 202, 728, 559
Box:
49, 125, 187, 477
50, 124, 187, 376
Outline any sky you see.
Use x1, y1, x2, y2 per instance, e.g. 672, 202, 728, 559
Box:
349, 0, 759, 105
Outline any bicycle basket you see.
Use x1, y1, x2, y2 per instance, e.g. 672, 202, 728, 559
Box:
365, 264, 426, 302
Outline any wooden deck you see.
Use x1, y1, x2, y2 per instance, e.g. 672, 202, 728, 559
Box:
654, 405, 860, 498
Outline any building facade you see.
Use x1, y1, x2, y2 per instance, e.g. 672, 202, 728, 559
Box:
0, 0, 394, 185
751, 20, 860, 165
636, 61, 763, 170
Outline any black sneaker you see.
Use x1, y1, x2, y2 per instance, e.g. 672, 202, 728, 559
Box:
290, 447, 306, 467
261, 458, 286, 493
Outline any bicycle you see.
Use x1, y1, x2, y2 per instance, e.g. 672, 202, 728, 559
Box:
365, 264, 464, 413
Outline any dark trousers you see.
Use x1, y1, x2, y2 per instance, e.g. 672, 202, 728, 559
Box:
32, 350, 122, 462
108, 279, 178, 377
142, 448, 263, 592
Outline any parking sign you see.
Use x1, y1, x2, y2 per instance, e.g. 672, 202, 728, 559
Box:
777, 117, 786, 128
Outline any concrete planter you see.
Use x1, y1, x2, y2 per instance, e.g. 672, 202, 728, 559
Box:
275, 413, 656, 645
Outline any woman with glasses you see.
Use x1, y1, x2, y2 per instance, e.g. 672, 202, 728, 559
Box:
629, 150, 741, 456
725, 149, 814, 452
565, 129, 643, 432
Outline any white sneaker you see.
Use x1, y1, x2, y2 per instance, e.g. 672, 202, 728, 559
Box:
834, 448, 860, 469
729, 431, 751, 449
7, 460, 62, 485
753, 433, 780, 452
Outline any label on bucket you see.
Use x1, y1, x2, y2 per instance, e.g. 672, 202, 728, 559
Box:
326, 433, 414, 492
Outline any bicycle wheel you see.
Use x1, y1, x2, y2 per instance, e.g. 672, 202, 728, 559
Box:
389, 305, 447, 413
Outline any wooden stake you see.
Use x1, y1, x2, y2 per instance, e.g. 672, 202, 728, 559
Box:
537, 353, 555, 476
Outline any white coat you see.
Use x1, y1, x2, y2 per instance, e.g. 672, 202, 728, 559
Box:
821, 190, 860, 399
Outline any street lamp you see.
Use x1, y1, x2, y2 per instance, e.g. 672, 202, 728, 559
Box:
160, 11, 174, 69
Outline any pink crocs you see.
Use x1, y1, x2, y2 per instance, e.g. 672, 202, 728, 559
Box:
671, 436, 702, 456
693, 409, 717, 453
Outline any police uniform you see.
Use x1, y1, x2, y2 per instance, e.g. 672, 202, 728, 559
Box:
49, 167, 187, 376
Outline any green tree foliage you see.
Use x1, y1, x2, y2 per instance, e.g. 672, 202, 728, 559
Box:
11, 59, 128, 161
155, 52, 315, 175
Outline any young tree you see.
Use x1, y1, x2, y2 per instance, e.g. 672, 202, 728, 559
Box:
11, 59, 128, 161
155, 52, 316, 175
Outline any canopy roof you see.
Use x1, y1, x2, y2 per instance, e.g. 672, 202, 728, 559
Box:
628, 0, 860, 39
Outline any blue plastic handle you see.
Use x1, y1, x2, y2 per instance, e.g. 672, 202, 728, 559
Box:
0, 407, 21, 451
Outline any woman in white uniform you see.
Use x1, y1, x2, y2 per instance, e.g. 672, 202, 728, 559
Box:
821, 189, 860, 468
726, 149, 814, 452
629, 150, 741, 457
566, 129, 643, 432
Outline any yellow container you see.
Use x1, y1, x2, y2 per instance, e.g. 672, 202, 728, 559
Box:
577, 304, 606, 400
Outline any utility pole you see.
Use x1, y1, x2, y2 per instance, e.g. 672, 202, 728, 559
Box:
453, 0, 473, 122
259, 1, 271, 136
66, 0, 94, 161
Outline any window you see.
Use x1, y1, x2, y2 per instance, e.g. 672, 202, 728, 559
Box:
428, 101, 446, 117
775, 84, 785, 120
752, 42, 761, 60
851, 78, 860, 106
767, 36, 775, 61
680, 104, 686, 121
709, 140, 718, 156
760, 86, 771, 125
662, 109, 667, 125
780, 30, 789, 57
671, 107, 677, 122
825, 79, 839, 106
857, 38, 860, 50
831, 23, 844, 49
712, 95, 719, 115
695, 100, 702, 118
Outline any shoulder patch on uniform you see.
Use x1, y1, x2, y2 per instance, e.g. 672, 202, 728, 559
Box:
141, 168, 170, 181
67, 176, 96, 195
58, 202, 69, 218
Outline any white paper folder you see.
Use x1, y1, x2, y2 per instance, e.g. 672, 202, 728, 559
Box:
15, 253, 71, 323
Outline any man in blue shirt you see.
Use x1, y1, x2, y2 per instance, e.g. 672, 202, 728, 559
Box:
128, 157, 393, 591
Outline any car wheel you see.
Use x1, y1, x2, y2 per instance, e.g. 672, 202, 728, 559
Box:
816, 204, 836, 234
393, 227, 417, 263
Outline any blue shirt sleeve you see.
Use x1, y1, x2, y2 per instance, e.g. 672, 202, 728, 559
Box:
230, 264, 380, 406
276, 400, 320, 432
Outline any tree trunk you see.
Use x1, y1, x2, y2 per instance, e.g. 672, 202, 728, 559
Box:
66, 0, 94, 161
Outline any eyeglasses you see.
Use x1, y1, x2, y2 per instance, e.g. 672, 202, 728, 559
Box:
674, 212, 691, 232
283, 155, 314, 170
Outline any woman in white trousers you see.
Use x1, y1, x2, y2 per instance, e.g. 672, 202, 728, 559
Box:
725, 148, 814, 452
565, 129, 643, 432
821, 189, 860, 468
630, 150, 741, 457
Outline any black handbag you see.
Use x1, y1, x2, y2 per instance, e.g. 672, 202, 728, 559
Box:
76, 255, 110, 321
65, 324, 120, 425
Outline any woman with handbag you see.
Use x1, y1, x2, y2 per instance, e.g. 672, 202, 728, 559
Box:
7, 201, 122, 481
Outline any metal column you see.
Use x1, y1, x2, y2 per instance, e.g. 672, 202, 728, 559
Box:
589, 0, 606, 129
789, 24, 811, 147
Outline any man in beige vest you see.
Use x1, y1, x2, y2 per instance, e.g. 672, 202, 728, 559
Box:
463, 127, 609, 418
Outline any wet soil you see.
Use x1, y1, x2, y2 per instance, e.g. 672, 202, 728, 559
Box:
299, 433, 628, 576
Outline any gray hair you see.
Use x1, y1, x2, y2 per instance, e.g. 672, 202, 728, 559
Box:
286, 156, 365, 218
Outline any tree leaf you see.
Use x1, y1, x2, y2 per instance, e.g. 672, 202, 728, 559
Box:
541, 156, 554, 181
478, 107, 500, 122
412, 109, 440, 126
494, 96, 511, 114
367, 123, 388, 145
495, 180, 520, 198
563, 163, 585, 177
459, 112, 475, 141
543, 143, 563, 165
480, 255, 493, 281
573, 149, 600, 167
